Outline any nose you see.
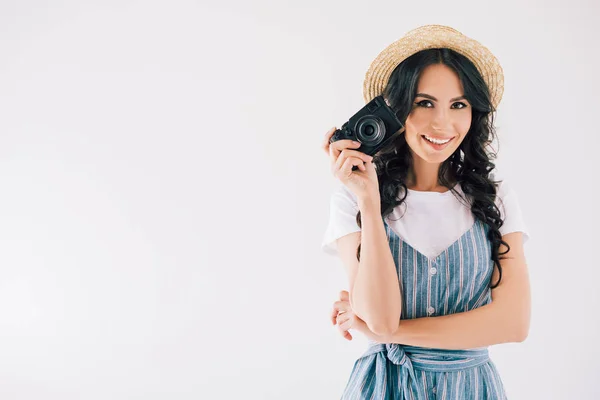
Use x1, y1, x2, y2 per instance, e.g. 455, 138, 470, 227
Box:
431, 106, 450, 131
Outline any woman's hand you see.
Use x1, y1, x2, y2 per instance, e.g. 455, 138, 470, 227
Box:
331, 290, 388, 343
331, 290, 358, 340
321, 127, 381, 204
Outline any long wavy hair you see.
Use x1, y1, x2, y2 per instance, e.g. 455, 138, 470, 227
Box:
355, 48, 509, 289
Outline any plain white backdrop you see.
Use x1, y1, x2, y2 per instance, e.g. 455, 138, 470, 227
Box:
0, 0, 598, 399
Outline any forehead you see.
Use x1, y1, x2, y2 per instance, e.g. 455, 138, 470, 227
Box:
417, 64, 464, 94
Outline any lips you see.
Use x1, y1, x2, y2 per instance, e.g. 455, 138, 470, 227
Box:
421, 134, 454, 150
422, 134, 454, 141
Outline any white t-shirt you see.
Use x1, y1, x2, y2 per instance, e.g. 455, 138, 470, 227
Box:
322, 176, 530, 259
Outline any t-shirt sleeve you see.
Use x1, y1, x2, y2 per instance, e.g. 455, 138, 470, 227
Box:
321, 183, 362, 257
495, 178, 530, 244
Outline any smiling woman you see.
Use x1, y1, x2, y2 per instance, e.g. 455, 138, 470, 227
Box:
404, 64, 472, 160
322, 24, 531, 399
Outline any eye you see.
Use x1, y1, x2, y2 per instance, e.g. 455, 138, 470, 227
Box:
414, 100, 469, 109
415, 100, 433, 108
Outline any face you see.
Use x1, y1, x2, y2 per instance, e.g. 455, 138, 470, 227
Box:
404, 63, 472, 164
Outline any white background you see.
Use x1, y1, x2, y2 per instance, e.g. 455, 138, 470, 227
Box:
0, 0, 598, 399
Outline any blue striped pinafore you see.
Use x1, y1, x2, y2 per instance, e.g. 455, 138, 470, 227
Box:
341, 218, 508, 399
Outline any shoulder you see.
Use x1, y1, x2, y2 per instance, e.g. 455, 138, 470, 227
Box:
322, 183, 362, 256
490, 171, 519, 210
330, 182, 360, 210
490, 170, 511, 194
489, 170, 531, 242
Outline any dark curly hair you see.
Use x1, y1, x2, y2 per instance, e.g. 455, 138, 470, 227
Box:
355, 48, 510, 289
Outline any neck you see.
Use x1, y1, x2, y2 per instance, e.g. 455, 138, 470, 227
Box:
407, 157, 453, 192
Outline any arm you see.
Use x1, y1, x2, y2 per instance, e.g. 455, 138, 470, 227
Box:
373, 232, 531, 349
348, 198, 402, 336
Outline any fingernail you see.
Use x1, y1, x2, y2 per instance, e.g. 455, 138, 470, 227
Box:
353, 141, 361, 145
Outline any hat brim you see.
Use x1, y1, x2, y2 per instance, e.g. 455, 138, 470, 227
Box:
363, 25, 504, 110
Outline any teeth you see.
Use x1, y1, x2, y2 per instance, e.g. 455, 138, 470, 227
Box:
424, 135, 451, 144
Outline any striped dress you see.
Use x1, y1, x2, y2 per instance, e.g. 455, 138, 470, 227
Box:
341, 218, 508, 399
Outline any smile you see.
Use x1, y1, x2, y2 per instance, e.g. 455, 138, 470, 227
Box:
421, 134, 455, 150
422, 134, 453, 144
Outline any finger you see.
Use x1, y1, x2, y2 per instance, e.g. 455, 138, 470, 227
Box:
332, 301, 349, 325
334, 151, 357, 176
337, 324, 348, 335
323, 126, 336, 141
343, 330, 353, 340
330, 142, 363, 165
339, 317, 353, 331
336, 311, 349, 325
331, 306, 340, 325
330, 139, 361, 153
322, 127, 338, 154
336, 312, 350, 326
329, 140, 362, 165
333, 300, 350, 313
337, 320, 353, 337
329, 142, 354, 171
335, 149, 373, 170
329, 144, 337, 172
337, 156, 364, 178
336, 310, 347, 321
339, 290, 349, 301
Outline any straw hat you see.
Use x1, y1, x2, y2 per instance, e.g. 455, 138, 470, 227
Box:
363, 24, 504, 109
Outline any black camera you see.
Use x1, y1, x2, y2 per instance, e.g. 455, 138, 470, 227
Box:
329, 95, 403, 158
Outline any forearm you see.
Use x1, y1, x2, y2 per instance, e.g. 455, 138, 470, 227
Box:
385, 303, 528, 350
351, 198, 401, 336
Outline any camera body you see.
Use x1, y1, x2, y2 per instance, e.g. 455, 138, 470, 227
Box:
329, 95, 403, 157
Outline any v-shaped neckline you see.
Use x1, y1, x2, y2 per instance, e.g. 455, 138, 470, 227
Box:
383, 218, 481, 262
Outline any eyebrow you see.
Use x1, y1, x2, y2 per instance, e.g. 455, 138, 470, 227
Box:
415, 93, 467, 102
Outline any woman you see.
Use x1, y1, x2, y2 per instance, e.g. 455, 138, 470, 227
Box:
321, 25, 531, 399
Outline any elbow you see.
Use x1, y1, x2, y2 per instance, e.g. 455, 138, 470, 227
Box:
511, 316, 530, 343
497, 302, 530, 343
516, 309, 531, 342
514, 324, 530, 343
351, 294, 401, 337
368, 318, 399, 337
369, 323, 396, 337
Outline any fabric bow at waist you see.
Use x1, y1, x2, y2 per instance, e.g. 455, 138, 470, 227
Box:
362, 343, 490, 372
360, 343, 491, 398
363, 343, 490, 372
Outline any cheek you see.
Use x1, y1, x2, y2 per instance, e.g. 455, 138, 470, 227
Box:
406, 111, 472, 136
406, 112, 428, 130
456, 114, 472, 134
404, 116, 426, 140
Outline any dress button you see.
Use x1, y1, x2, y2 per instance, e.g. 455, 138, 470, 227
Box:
432, 388, 437, 394
429, 267, 437, 275
427, 306, 435, 315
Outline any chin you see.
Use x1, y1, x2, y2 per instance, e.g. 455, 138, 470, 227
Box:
420, 153, 452, 164
414, 146, 457, 164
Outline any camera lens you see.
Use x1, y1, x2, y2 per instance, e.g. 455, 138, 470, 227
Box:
355, 115, 385, 146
